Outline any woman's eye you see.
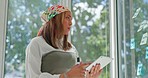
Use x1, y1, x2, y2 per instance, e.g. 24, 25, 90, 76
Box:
66, 16, 71, 20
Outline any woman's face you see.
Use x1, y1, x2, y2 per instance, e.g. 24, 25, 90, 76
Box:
63, 11, 72, 35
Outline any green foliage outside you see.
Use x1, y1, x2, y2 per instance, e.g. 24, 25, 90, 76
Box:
71, 0, 110, 78
5, 0, 110, 78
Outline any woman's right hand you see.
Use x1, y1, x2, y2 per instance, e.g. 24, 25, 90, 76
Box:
86, 64, 102, 78
66, 62, 90, 78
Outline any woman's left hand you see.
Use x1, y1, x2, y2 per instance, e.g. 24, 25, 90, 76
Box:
85, 64, 102, 78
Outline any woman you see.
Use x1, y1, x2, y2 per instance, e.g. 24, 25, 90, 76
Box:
25, 5, 102, 78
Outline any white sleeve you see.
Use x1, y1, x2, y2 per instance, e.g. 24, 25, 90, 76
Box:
25, 39, 60, 78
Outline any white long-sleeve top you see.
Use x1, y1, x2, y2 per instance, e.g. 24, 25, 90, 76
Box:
25, 36, 79, 78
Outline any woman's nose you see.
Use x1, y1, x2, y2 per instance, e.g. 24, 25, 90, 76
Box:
69, 21, 72, 26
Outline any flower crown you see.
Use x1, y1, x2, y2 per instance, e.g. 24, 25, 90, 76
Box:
41, 5, 71, 24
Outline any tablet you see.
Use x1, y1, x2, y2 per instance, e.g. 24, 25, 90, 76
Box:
85, 56, 113, 72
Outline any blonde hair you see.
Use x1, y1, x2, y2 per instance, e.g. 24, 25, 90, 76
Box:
38, 11, 72, 51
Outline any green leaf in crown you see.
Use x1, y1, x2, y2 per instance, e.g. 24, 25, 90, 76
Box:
47, 11, 57, 20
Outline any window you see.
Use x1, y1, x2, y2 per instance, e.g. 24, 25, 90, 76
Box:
4, 0, 59, 78
71, 0, 111, 78
1, 0, 113, 78
117, 0, 148, 78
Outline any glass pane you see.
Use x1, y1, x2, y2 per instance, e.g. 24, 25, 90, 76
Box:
118, 0, 148, 78
71, 0, 110, 78
5, 0, 59, 78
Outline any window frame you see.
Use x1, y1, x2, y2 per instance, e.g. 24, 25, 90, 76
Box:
109, 0, 119, 78
0, 0, 8, 78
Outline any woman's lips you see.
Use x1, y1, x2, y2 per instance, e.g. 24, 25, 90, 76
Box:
68, 27, 71, 30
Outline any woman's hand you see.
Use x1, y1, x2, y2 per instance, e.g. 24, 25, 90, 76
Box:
60, 63, 102, 78
86, 64, 102, 78
65, 62, 90, 78
85, 64, 102, 78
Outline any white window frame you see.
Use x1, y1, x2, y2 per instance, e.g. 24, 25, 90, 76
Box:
60, 0, 71, 8
0, 0, 8, 78
109, 0, 118, 78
